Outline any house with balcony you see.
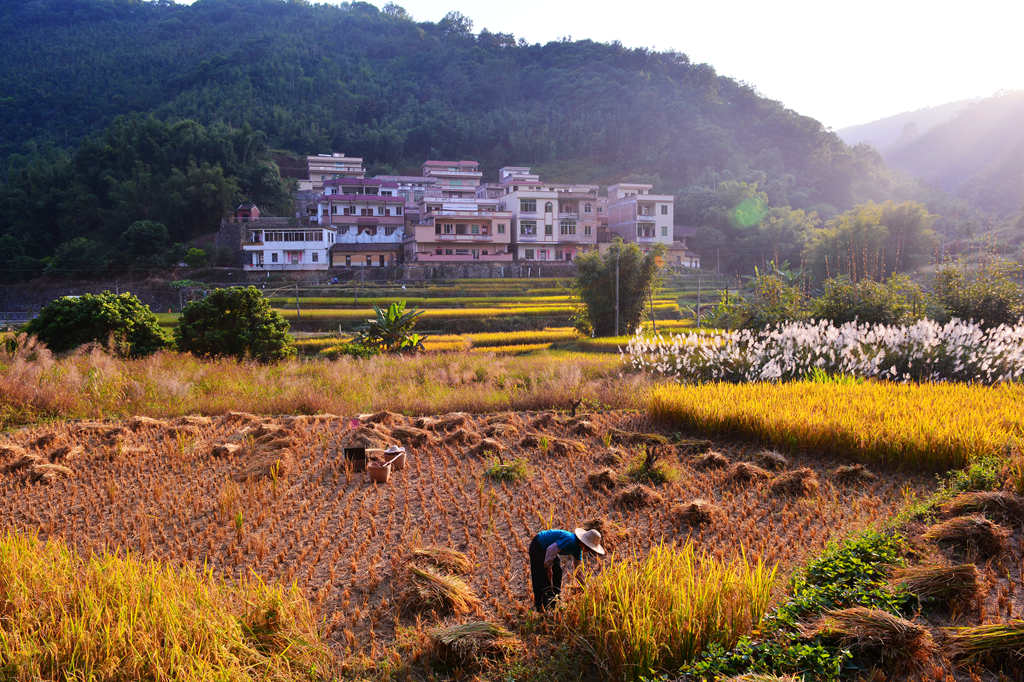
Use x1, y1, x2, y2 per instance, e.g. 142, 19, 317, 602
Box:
242, 222, 334, 270
420, 160, 483, 200
606, 182, 699, 267
406, 195, 514, 262
316, 178, 404, 267
495, 167, 599, 262
300, 153, 366, 191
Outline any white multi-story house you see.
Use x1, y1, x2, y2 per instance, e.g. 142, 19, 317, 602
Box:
242, 221, 334, 271
421, 160, 483, 200
496, 167, 599, 262
606, 182, 699, 267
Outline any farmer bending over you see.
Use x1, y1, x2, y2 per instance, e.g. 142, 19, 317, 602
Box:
528, 527, 605, 612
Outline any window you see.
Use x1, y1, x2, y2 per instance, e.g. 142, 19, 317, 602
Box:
584, 225, 592, 236
471, 224, 480, 235
497, 223, 505, 234
332, 204, 339, 214
271, 252, 278, 263
544, 224, 553, 236
638, 224, 655, 238
339, 226, 349, 234
377, 206, 385, 216
396, 206, 403, 215
544, 201, 553, 213
520, 221, 537, 236
312, 252, 319, 263
385, 227, 396, 236
345, 255, 351, 266
379, 255, 385, 266
559, 221, 576, 235
661, 226, 669, 237
660, 204, 668, 215
525, 248, 534, 260
344, 207, 355, 215
365, 256, 372, 266
444, 223, 454, 234
520, 199, 536, 212
435, 247, 443, 255
445, 249, 453, 255
585, 203, 592, 213
455, 249, 469, 255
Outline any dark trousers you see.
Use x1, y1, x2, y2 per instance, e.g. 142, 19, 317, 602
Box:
529, 536, 563, 612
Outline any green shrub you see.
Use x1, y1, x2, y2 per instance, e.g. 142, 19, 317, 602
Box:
320, 342, 378, 360
183, 247, 209, 268
575, 239, 663, 336
811, 274, 924, 325
352, 300, 426, 353
23, 291, 170, 356
932, 260, 1024, 328
175, 286, 294, 362
484, 457, 530, 482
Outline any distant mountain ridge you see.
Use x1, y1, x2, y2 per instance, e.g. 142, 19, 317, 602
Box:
837, 98, 977, 153
840, 92, 1024, 215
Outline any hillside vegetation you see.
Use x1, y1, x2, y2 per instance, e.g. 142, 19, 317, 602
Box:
0, 0, 915, 275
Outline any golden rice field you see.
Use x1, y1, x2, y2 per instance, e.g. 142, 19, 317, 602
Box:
0, 409, 933, 674
649, 381, 1024, 470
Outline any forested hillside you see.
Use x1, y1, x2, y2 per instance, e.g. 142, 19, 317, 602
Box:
0, 0, 920, 277
837, 99, 975, 154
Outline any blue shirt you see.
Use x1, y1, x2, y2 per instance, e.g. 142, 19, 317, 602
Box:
535, 529, 583, 563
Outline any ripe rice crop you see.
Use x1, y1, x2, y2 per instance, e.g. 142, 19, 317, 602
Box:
628, 318, 1024, 383
561, 543, 777, 679
269, 295, 578, 307
0, 531, 332, 681
463, 328, 578, 347
649, 381, 1024, 470
469, 343, 553, 355
0, 411, 932, 665
276, 306, 581, 320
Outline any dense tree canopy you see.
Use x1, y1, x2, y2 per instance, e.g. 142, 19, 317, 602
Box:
24, 291, 170, 356
0, 116, 292, 278
0, 1, 906, 249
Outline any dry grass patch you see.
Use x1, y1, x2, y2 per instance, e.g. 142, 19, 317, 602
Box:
804, 607, 933, 669
671, 498, 723, 528
694, 450, 730, 470
940, 491, 1024, 525
832, 463, 877, 485
586, 467, 618, 491
769, 468, 820, 497
725, 462, 770, 486
923, 515, 1010, 560
614, 484, 664, 509
398, 565, 482, 618
429, 621, 522, 672
891, 564, 982, 616
755, 449, 788, 471
945, 620, 1024, 663
410, 546, 473, 575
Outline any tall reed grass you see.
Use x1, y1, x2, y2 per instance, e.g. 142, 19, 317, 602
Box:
0, 341, 641, 428
649, 381, 1024, 470
0, 531, 332, 681
561, 543, 777, 680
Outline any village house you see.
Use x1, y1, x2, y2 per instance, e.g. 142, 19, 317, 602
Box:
299, 153, 366, 192
317, 178, 405, 267
606, 182, 700, 267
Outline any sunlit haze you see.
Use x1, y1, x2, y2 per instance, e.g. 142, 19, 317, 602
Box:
170, 0, 1024, 129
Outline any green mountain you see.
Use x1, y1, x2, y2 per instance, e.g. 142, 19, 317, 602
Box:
0, 0, 915, 278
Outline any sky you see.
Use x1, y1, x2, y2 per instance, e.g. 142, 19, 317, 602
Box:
173, 0, 1024, 129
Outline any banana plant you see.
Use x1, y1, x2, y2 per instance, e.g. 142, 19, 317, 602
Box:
353, 301, 426, 353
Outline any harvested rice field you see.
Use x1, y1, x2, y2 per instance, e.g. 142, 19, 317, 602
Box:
0, 409, 936, 662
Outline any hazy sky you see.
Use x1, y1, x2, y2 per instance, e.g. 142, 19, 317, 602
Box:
174, 0, 1024, 129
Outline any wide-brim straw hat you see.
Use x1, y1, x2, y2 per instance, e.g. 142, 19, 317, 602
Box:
574, 527, 606, 555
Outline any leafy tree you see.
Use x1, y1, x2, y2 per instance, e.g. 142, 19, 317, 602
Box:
183, 247, 208, 268
811, 274, 924, 325
803, 201, 935, 284
23, 291, 170, 356
0, 234, 42, 283
118, 220, 170, 268
710, 267, 808, 329
174, 286, 295, 362
931, 260, 1024, 327
352, 301, 425, 353
575, 240, 663, 336
46, 237, 110, 277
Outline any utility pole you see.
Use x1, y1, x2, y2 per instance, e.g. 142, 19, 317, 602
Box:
614, 247, 620, 337
295, 281, 301, 319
